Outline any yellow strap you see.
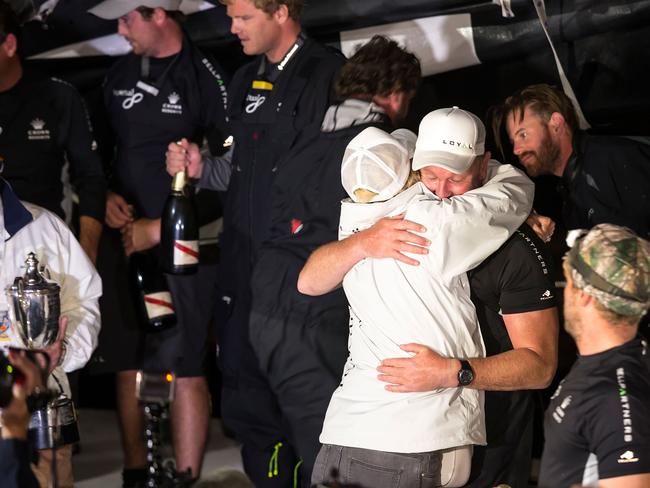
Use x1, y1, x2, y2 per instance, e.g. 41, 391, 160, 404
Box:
268, 442, 283, 478
252, 80, 274, 90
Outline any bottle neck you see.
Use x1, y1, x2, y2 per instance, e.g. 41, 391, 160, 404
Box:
171, 170, 186, 192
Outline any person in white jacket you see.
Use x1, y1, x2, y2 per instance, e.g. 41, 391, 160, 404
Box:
303, 109, 535, 487
0, 177, 101, 488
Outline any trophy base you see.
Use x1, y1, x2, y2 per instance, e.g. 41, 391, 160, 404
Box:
29, 397, 80, 450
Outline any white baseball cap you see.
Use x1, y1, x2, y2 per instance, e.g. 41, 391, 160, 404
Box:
390, 128, 417, 161
341, 127, 415, 203
88, 0, 182, 19
412, 106, 486, 173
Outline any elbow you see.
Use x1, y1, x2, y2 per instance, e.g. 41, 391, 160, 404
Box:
297, 270, 318, 296
535, 360, 557, 389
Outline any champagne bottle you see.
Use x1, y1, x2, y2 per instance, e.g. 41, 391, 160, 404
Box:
129, 250, 176, 332
161, 169, 199, 274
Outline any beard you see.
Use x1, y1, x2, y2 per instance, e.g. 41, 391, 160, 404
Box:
519, 127, 561, 177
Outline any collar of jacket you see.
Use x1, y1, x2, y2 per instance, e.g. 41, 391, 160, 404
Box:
321, 99, 389, 133
0, 179, 33, 240
562, 130, 589, 186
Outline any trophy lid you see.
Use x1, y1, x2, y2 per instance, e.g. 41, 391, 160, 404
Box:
8, 253, 60, 295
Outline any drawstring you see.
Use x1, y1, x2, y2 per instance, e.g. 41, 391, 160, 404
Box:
268, 442, 283, 478
293, 459, 303, 488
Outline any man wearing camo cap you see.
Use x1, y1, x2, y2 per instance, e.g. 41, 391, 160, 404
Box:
539, 223, 650, 488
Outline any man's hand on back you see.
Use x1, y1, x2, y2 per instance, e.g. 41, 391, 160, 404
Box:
377, 343, 459, 391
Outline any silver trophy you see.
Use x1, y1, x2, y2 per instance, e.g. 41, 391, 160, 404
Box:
6, 252, 60, 349
5, 253, 78, 449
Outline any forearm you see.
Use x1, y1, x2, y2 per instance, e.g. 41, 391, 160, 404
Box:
599, 474, 650, 487
467, 347, 556, 391
79, 216, 103, 264
298, 234, 366, 296
197, 146, 233, 191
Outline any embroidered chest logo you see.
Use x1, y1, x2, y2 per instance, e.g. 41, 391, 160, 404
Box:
162, 92, 182, 115
245, 94, 266, 114
28, 118, 51, 141
114, 89, 144, 110
618, 450, 639, 463
540, 289, 553, 300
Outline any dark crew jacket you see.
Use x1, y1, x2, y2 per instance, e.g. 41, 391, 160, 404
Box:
103, 35, 229, 219
0, 71, 106, 221
219, 36, 343, 300
252, 117, 393, 315
560, 131, 650, 239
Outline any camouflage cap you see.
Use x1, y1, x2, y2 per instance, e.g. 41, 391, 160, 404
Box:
566, 224, 650, 316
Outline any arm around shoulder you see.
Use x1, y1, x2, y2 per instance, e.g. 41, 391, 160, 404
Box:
298, 215, 429, 295
298, 234, 366, 296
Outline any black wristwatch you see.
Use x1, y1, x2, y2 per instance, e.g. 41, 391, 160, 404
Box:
457, 359, 475, 386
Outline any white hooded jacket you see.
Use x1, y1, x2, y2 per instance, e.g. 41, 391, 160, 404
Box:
0, 181, 101, 398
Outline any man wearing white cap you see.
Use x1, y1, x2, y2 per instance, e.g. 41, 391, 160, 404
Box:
87, 1, 229, 486
300, 107, 560, 487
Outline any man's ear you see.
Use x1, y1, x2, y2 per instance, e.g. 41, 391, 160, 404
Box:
2, 33, 18, 58
549, 112, 566, 133
273, 4, 290, 24
153, 7, 167, 25
576, 288, 593, 308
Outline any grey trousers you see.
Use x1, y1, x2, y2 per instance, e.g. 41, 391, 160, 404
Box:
312, 444, 442, 488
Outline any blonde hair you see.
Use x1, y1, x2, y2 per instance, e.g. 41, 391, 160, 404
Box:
219, 0, 303, 20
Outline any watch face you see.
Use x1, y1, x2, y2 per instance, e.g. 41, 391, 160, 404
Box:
459, 367, 474, 386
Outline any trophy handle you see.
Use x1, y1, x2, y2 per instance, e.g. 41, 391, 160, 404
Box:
13, 276, 24, 292
39, 265, 52, 280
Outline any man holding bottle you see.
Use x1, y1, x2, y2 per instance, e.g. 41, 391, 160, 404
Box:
87, 1, 229, 486
165, 0, 343, 484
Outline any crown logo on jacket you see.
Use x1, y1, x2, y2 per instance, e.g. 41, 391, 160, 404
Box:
168, 92, 180, 105
31, 118, 46, 130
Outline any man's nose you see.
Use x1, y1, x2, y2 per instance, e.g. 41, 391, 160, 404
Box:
230, 19, 240, 35
117, 19, 128, 36
435, 181, 451, 199
513, 140, 524, 156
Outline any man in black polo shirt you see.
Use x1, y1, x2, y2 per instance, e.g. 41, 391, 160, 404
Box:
87, 1, 229, 485
0, 2, 106, 263
539, 224, 650, 488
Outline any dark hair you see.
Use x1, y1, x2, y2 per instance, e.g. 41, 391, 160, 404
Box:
219, 0, 303, 21
491, 83, 579, 158
335, 35, 421, 100
0, 1, 19, 42
136, 6, 186, 24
